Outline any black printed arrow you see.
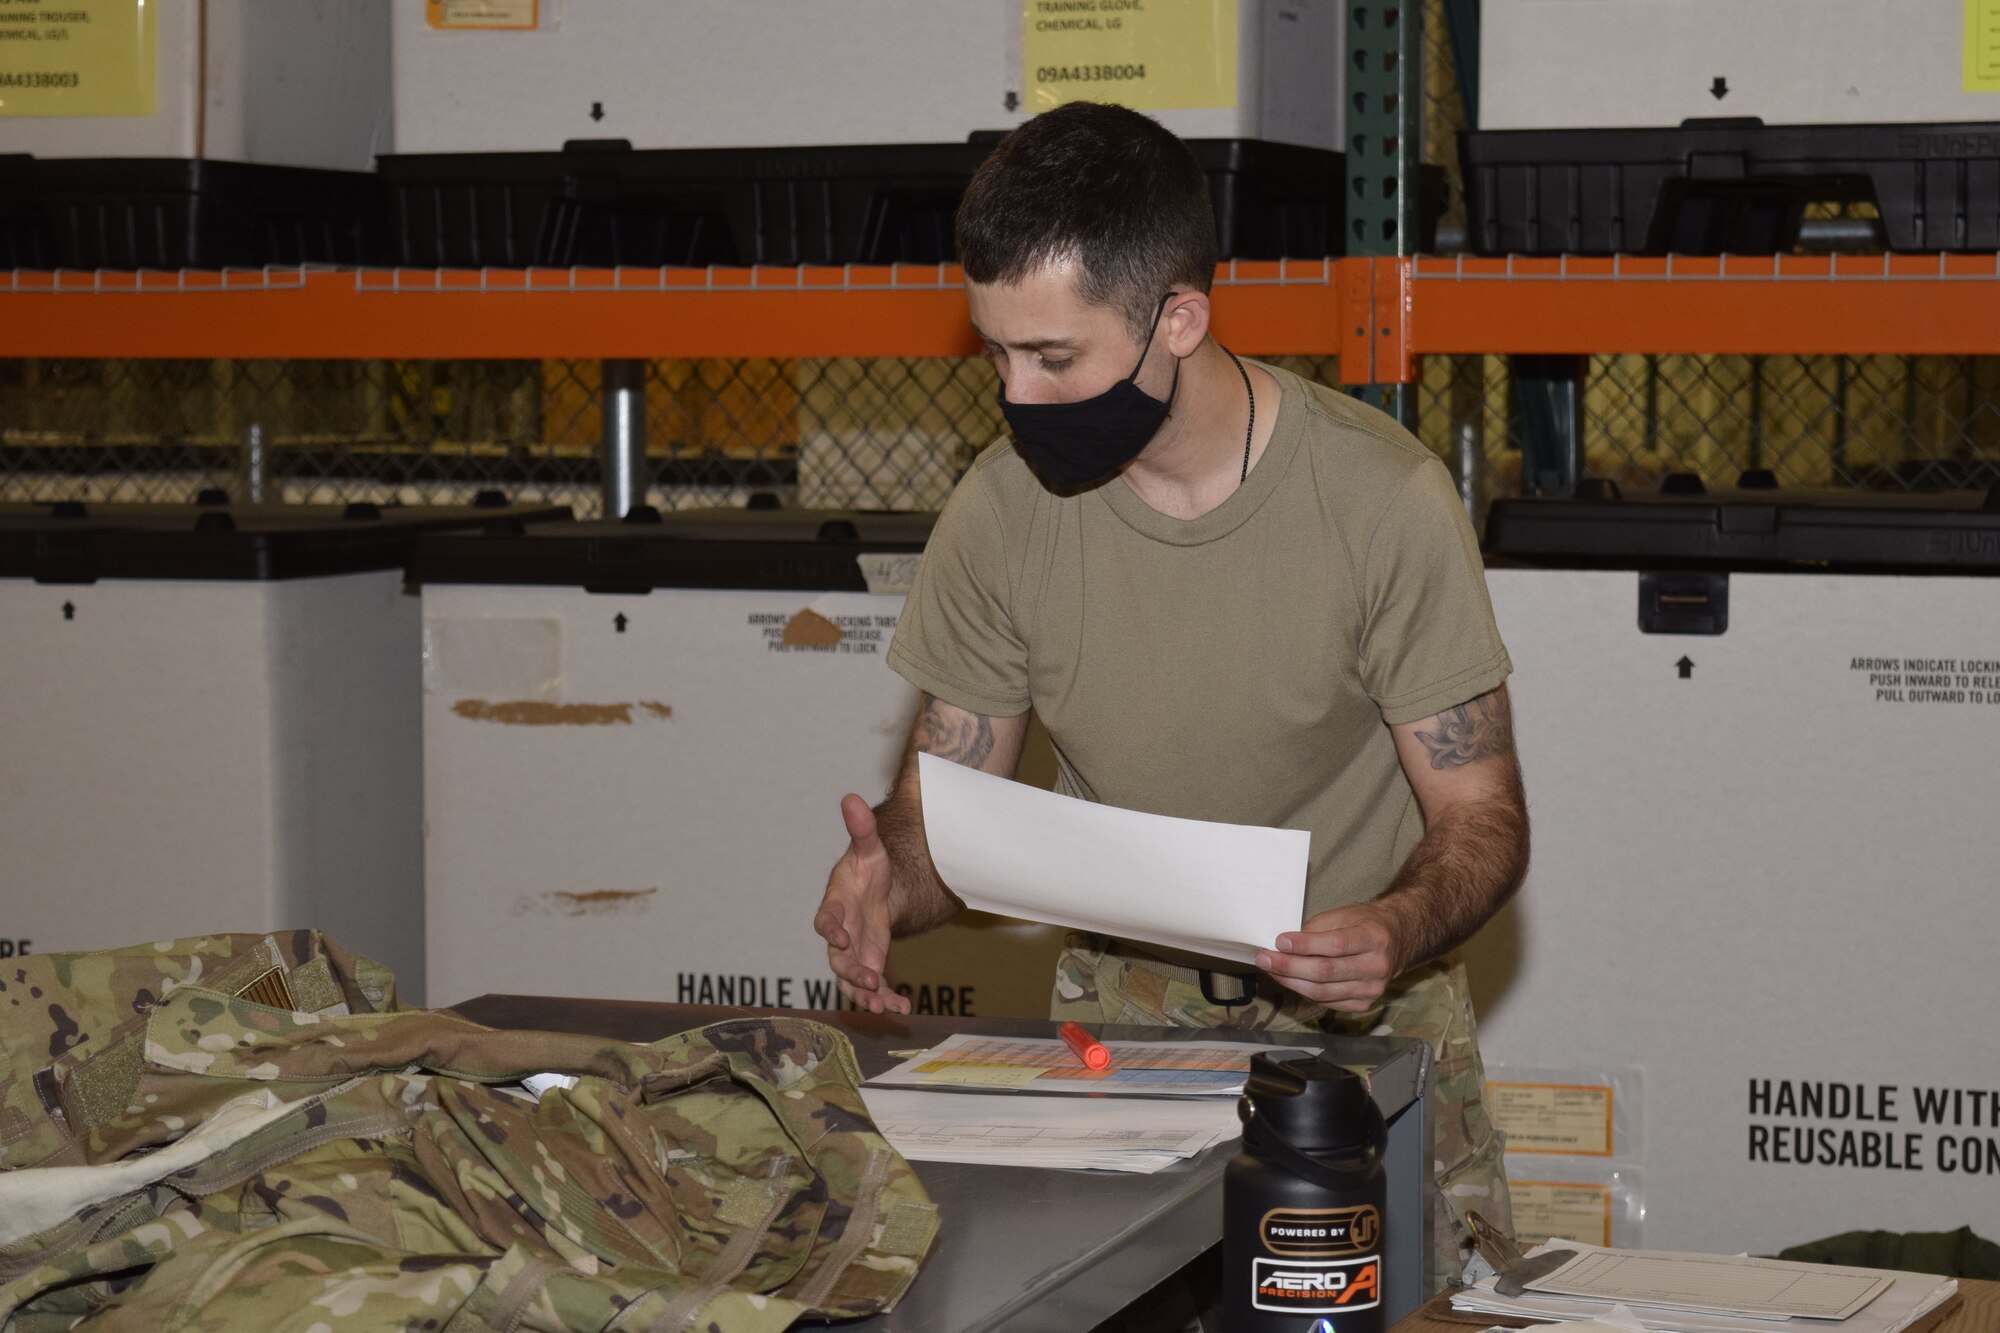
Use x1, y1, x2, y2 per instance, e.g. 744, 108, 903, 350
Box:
613, 613, 628, 633
589, 101, 605, 122
61, 602, 74, 622
1677, 656, 1696, 679
1710, 77, 1729, 100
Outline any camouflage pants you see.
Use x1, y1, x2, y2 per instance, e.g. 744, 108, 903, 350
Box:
1051, 938, 1511, 1296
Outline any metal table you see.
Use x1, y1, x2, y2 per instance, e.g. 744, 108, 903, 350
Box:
452, 996, 1432, 1332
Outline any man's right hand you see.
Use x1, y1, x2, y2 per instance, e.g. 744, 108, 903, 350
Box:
813, 793, 912, 1015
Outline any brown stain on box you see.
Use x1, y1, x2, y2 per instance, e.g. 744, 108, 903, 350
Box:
781, 609, 844, 649
552, 888, 657, 916
453, 700, 673, 726
514, 888, 660, 918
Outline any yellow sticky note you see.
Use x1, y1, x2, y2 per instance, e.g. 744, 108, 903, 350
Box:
0, 0, 156, 119
1968, 1, 2000, 90
1509, 1179, 1615, 1248
1486, 1081, 1616, 1156
1023, 0, 1238, 114
428, 1, 540, 32
924, 1065, 1043, 1089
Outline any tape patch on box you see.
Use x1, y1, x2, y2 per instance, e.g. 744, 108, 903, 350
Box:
424, 617, 563, 700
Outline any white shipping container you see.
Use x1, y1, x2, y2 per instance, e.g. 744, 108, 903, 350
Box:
1466, 564, 2000, 1254
0, 0, 390, 169
1481, 0, 1999, 131
419, 561, 1067, 1019
390, 0, 1347, 154
0, 570, 427, 998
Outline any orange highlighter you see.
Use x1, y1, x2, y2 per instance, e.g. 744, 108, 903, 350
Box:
1059, 1021, 1112, 1070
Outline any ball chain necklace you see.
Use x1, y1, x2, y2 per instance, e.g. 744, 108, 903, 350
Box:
1223, 347, 1255, 484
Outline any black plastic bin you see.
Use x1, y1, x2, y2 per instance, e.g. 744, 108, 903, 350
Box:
379, 139, 1443, 268
1485, 483, 2000, 574
0, 497, 572, 583
1459, 119, 2000, 255
0, 157, 385, 269
0, 155, 40, 268
409, 505, 936, 595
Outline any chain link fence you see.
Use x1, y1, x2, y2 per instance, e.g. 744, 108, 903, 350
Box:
3, 0, 1997, 514
6, 347, 1995, 516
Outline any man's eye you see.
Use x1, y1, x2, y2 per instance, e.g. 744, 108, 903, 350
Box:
1039, 356, 1072, 372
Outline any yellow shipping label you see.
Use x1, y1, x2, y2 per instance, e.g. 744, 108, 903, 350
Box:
1486, 1081, 1616, 1156
1024, 0, 1238, 113
922, 1064, 1043, 1089
1509, 1179, 1614, 1249
428, 0, 540, 32
1968, 1, 2000, 90
0, 0, 155, 119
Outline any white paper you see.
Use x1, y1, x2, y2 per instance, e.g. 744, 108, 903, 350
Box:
1453, 1243, 1957, 1333
866, 1033, 1297, 1097
860, 1087, 1242, 1173
917, 752, 1310, 966
1526, 1247, 1891, 1321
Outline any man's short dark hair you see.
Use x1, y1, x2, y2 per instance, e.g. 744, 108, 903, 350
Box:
956, 102, 1219, 340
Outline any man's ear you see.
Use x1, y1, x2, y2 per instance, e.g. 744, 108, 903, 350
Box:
1162, 290, 1212, 358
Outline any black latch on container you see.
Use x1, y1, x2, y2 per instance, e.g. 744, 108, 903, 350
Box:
1639, 570, 1729, 635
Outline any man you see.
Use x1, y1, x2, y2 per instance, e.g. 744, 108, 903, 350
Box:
812, 102, 1528, 1292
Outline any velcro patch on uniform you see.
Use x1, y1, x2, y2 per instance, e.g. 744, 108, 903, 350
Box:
874, 1201, 939, 1258
716, 1174, 782, 1229
65, 1035, 144, 1136
287, 956, 345, 1017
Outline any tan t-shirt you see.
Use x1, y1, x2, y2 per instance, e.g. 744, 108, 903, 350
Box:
885, 362, 1511, 923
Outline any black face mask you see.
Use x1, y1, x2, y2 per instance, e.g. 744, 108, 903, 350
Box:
997, 295, 1180, 493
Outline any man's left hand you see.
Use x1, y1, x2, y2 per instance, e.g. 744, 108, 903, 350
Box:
1256, 902, 1406, 1013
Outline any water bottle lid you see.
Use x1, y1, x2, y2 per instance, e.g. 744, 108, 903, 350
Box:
1242, 1053, 1377, 1153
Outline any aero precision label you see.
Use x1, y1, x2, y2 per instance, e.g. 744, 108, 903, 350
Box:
1252, 1204, 1381, 1315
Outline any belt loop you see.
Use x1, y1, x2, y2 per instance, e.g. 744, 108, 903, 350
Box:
1197, 969, 1259, 1008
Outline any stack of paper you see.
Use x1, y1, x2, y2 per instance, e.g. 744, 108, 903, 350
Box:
868, 1033, 1294, 1097
860, 1088, 1243, 1172
860, 1034, 1296, 1172
1452, 1242, 1958, 1333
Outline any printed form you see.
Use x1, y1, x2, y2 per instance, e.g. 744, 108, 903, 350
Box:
1525, 1249, 1892, 1320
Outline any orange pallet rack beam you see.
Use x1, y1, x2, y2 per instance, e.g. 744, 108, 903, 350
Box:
1344, 254, 2000, 384
0, 261, 1344, 361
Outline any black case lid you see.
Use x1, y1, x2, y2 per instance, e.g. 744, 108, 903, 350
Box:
1485, 488, 2000, 573
408, 509, 936, 594
0, 501, 572, 583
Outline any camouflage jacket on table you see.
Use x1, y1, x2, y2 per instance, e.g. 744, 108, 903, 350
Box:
0, 932, 938, 1332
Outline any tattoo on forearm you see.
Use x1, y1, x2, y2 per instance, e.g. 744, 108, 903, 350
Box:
1413, 693, 1515, 770
915, 698, 996, 768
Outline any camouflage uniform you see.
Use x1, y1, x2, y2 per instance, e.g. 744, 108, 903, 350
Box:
1052, 937, 1510, 1295
0, 932, 937, 1331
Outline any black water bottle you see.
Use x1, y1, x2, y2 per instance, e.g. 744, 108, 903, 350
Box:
1225, 1052, 1388, 1333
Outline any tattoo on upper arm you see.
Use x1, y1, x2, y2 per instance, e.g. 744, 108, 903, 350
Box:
1413, 693, 1515, 770
914, 695, 996, 768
